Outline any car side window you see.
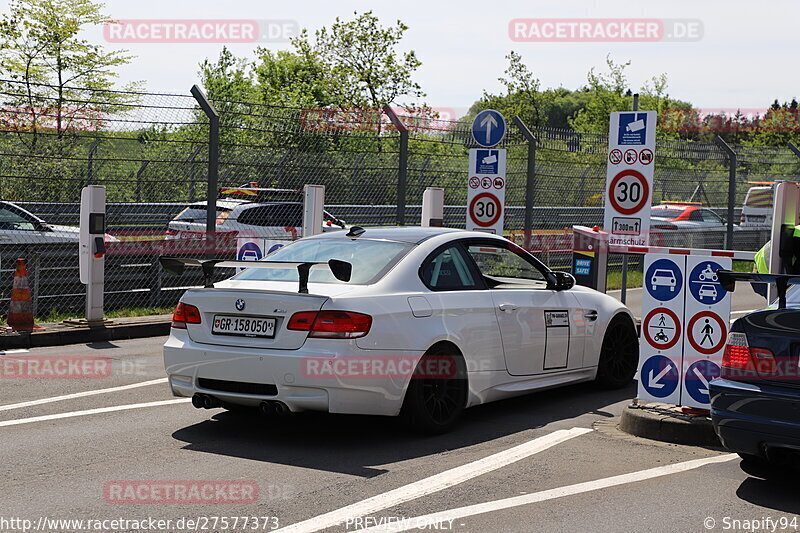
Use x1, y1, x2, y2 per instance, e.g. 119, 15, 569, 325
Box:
420, 245, 480, 290
0, 208, 36, 231
701, 210, 722, 223
465, 243, 548, 288
688, 210, 704, 221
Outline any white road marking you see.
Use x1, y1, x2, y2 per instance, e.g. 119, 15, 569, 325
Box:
730, 308, 759, 316
0, 398, 191, 427
273, 427, 592, 533
359, 453, 738, 532
0, 378, 169, 412
0, 349, 29, 355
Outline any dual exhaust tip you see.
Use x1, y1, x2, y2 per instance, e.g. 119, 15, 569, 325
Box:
191, 393, 290, 416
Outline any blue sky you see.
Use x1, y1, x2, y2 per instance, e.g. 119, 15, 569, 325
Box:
4, 0, 794, 111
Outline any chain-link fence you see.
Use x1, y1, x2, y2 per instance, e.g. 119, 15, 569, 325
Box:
0, 78, 797, 318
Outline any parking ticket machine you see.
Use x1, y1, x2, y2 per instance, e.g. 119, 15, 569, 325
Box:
80, 185, 106, 323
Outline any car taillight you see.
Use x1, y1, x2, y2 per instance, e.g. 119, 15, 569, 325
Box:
721, 332, 776, 375
166, 229, 179, 236
740, 214, 746, 224
172, 302, 201, 329
287, 310, 372, 338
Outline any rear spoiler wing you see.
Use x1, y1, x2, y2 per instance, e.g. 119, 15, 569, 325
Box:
718, 270, 800, 309
159, 257, 352, 293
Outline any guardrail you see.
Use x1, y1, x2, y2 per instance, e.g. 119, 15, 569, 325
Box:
15, 202, 748, 231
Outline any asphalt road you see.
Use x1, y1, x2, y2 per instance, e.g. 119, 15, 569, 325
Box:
0, 337, 797, 533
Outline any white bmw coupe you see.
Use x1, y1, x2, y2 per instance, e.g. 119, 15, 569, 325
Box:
162, 226, 637, 433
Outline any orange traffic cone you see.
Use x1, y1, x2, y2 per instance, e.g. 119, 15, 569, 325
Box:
7, 258, 39, 332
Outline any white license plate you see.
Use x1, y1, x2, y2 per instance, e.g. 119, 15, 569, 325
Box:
212, 315, 276, 338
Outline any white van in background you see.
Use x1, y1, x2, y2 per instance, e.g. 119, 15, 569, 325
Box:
740, 183, 774, 227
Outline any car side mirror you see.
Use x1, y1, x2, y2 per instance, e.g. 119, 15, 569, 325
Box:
548, 271, 576, 291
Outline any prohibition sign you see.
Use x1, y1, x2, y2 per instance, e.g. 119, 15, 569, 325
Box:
643, 307, 681, 350
608, 149, 622, 165
624, 149, 638, 165
469, 176, 480, 189
687, 311, 727, 355
639, 148, 654, 165
469, 192, 502, 227
608, 169, 650, 216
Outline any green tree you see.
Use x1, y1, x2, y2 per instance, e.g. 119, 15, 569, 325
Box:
0, 0, 138, 137
568, 56, 632, 133
292, 11, 425, 110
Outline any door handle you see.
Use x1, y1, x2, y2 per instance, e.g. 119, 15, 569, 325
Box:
584, 310, 598, 321
499, 303, 518, 313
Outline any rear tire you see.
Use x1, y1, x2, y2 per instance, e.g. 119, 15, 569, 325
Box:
595, 315, 639, 389
401, 346, 467, 435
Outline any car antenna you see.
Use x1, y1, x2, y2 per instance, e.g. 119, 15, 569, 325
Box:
346, 226, 366, 239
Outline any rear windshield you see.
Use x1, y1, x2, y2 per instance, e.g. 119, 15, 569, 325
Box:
175, 206, 232, 224
234, 238, 414, 285
651, 209, 682, 218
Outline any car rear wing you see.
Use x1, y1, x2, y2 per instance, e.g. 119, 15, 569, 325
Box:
159, 257, 352, 293
718, 270, 800, 309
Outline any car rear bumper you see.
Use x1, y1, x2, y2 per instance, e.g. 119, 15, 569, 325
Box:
710, 378, 800, 459
163, 330, 425, 416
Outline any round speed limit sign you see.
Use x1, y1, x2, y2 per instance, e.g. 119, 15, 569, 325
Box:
469, 192, 502, 227
608, 169, 650, 215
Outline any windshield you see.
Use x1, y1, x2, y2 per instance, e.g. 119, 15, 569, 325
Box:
785, 286, 800, 308
175, 206, 232, 224
234, 238, 413, 285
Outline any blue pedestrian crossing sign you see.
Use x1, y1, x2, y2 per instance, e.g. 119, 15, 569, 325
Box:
640, 355, 680, 398
684, 360, 721, 404
472, 110, 506, 147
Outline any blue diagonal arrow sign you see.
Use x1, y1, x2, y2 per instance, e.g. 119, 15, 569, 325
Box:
472, 109, 506, 147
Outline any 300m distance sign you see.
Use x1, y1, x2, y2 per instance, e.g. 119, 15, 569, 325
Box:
469, 192, 502, 228
608, 169, 650, 216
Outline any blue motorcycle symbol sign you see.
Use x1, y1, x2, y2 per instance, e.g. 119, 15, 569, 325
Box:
688, 261, 727, 304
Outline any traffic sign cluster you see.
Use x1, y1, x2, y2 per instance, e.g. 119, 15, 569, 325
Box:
637, 253, 732, 408
603, 111, 657, 247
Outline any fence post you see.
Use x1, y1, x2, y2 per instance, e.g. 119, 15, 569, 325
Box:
30, 251, 40, 318
787, 141, 800, 160
186, 145, 202, 202
86, 139, 101, 186
714, 135, 737, 249
513, 116, 536, 250
191, 85, 220, 256
135, 160, 149, 203
383, 106, 409, 225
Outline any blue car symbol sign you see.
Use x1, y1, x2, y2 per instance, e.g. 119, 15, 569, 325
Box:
645, 258, 683, 302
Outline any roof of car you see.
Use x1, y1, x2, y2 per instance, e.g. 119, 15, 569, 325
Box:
189, 200, 302, 209
309, 226, 468, 244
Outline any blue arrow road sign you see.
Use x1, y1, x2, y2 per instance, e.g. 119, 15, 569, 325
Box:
641, 355, 680, 398
645, 258, 684, 302
684, 360, 721, 404
472, 110, 506, 147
